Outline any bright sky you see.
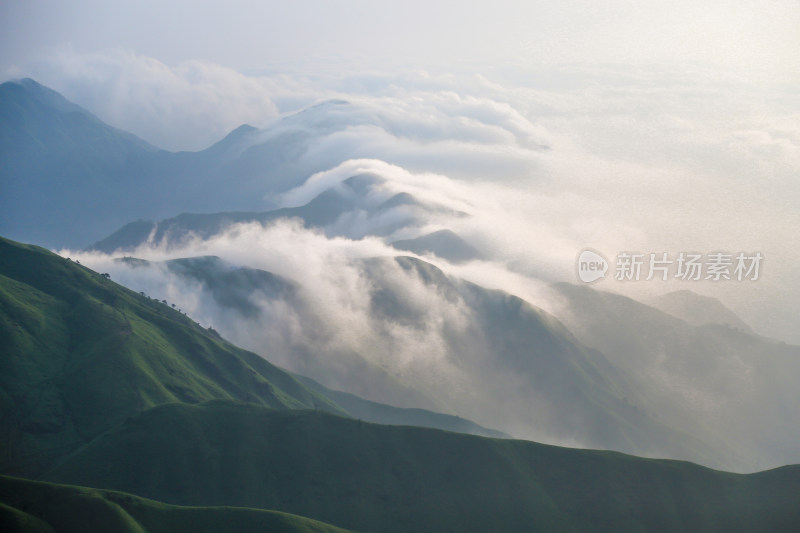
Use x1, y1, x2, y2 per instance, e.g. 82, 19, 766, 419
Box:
2, 0, 799, 75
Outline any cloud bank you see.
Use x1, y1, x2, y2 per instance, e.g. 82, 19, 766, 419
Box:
26, 49, 797, 344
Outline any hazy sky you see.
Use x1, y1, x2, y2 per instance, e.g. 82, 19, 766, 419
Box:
2, 0, 799, 75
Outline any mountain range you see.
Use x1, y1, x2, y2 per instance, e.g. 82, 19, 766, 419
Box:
80, 195, 800, 472
2, 78, 800, 531
0, 79, 372, 248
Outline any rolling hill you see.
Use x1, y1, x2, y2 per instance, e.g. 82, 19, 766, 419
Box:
40, 400, 800, 533
645, 289, 754, 333
0, 236, 344, 478
390, 229, 483, 263
0, 475, 354, 533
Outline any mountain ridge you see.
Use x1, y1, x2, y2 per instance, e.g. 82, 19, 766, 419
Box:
0, 80, 369, 248
0, 474, 355, 533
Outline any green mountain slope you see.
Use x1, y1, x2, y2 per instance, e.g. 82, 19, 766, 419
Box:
43, 401, 800, 533
0, 236, 512, 478
0, 475, 354, 533
2, 237, 799, 531
0, 236, 342, 478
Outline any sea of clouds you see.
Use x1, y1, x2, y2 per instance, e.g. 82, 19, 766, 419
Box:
38, 49, 798, 342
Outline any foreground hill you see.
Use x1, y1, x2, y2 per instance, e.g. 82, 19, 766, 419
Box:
42, 401, 800, 533
0, 236, 343, 477
0, 475, 354, 533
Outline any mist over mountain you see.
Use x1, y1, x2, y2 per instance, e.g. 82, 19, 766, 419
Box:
2, 68, 800, 530
553, 283, 800, 471
645, 290, 754, 333
5, 71, 794, 344
89, 172, 459, 254
18, 70, 788, 471
4, 234, 800, 531
0, 77, 544, 250
98, 250, 722, 463
2, 1, 799, 528
77, 219, 800, 471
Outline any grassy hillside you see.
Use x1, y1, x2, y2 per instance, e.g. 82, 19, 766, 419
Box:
0, 236, 342, 478
0, 475, 355, 533
3, 235, 799, 531
42, 401, 800, 533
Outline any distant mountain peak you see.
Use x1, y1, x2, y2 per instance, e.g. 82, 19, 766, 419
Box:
1, 77, 87, 115
391, 229, 483, 264
224, 123, 259, 140
306, 98, 351, 110
201, 123, 260, 156
647, 289, 753, 333
0, 79, 166, 247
